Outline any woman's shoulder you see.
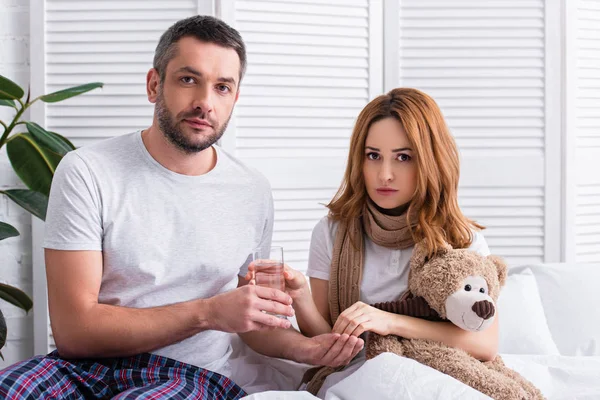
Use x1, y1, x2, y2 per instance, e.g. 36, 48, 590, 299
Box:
312, 214, 340, 241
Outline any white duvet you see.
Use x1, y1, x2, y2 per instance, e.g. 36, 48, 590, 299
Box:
231, 338, 600, 400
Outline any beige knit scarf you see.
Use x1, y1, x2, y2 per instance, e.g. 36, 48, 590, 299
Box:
304, 200, 418, 395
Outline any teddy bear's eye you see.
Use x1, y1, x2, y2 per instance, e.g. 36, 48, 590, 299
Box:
480, 288, 485, 294
464, 284, 472, 291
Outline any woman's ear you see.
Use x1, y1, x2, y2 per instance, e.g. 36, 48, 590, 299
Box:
487, 255, 508, 287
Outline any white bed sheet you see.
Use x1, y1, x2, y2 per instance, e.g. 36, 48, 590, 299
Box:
232, 337, 600, 400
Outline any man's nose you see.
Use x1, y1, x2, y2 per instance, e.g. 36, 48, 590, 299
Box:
192, 86, 214, 114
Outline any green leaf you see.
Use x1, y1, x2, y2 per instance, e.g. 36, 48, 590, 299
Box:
0, 222, 20, 241
40, 82, 103, 103
2, 189, 48, 221
0, 308, 6, 355
0, 99, 15, 108
26, 122, 74, 155
0, 283, 33, 312
6, 133, 58, 196
48, 131, 76, 151
0, 75, 24, 100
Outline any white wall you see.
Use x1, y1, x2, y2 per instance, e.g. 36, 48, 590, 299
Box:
0, 0, 34, 368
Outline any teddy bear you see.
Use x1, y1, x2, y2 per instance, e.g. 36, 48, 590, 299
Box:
365, 240, 545, 400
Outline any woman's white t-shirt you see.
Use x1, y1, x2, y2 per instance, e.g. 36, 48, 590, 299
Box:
305, 216, 491, 398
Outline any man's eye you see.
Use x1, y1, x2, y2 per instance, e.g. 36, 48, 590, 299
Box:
217, 84, 231, 93
366, 152, 379, 160
180, 77, 195, 84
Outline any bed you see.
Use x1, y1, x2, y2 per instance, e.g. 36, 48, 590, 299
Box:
229, 262, 600, 399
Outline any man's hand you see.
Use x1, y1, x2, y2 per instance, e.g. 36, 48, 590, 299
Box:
246, 262, 310, 302
332, 301, 392, 337
290, 333, 364, 367
207, 285, 294, 333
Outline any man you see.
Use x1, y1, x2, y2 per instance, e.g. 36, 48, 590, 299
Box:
0, 16, 363, 399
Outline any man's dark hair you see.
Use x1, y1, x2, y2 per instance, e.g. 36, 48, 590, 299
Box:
153, 15, 247, 83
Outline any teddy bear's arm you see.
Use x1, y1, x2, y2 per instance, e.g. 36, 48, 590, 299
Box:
372, 295, 442, 320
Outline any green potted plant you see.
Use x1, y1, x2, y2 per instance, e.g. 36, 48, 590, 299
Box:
0, 74, 102, 360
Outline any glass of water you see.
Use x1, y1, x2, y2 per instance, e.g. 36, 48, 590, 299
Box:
252, 246, 286, 318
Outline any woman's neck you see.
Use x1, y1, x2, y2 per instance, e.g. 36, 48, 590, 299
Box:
373, 201, 410, 216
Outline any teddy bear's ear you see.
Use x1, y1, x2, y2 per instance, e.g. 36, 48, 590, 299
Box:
487, 254, 507, 287
411, 239, 430, 269
411, 239, 453, 268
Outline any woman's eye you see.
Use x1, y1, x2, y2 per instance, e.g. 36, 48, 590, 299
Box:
366, 152, 379, 160
398, 154, 411, 162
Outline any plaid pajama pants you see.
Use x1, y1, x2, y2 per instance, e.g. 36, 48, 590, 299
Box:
0, 350, 246, 399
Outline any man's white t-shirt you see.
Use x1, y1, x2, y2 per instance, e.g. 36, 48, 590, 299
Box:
44, 131, 274, 377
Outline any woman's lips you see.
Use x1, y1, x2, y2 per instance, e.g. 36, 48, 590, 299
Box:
376, 188, 398, 196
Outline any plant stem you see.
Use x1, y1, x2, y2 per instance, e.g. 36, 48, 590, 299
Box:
0, 120, 6, 130
0, 99, 33, 150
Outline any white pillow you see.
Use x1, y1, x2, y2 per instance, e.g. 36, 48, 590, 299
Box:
524, 263, 600, 356
497, 268, 560, 355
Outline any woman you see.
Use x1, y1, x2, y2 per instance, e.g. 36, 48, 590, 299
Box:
251, 88, 498, 397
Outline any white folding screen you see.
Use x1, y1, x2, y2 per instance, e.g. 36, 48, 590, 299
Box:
27, 0, 594, 358
566, 0, 600, 262
219, 0, 383, 273
392, 0, 562, 266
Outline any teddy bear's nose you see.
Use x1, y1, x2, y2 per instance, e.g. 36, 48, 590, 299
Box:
472, 300, 495, 320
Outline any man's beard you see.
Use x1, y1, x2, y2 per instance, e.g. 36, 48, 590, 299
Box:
155, 91, 231, 154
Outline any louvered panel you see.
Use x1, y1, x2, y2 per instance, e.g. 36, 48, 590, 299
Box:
37, 0, 199, 356
271, 187, 338, 273
231, 0, 375, 274
44, 0, 197, 140
575, 0, 600, 262
399, 0, 545, 153
234, 0, 370, 157
576, 184, 600, 262
459, 187, 544, 265
399, 0, 547, 265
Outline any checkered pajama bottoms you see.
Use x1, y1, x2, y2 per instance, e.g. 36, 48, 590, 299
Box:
0, 350, 246, 399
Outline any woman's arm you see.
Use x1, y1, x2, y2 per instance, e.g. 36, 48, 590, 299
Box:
389, 312, 499, 361
333, 301, 499, 362
293, 277, 333, 337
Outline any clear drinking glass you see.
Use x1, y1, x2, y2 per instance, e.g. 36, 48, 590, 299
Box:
252, 246, 286, 318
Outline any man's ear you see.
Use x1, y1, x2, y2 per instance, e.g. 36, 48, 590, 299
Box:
487, 255, 508, 287
147, 68, 160, 104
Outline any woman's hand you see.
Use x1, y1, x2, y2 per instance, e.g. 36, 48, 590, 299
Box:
246, 263, 310, 302
332, 301, 392, 337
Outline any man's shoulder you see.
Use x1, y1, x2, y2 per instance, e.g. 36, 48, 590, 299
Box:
216, 146, 271, 192
73, 132, 138, 160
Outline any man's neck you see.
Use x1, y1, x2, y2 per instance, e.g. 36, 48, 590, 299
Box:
141, 125, 217, 176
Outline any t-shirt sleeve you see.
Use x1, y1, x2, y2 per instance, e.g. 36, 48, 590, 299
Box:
468, 229, 491, 256
306, 217, 333, 281
239, 185, 274, 278
43, 152, 103, 251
